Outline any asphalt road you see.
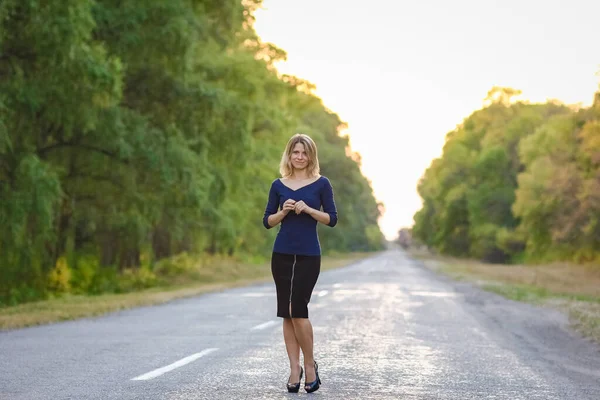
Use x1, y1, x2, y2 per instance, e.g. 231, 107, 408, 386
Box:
1, 250, 599, 399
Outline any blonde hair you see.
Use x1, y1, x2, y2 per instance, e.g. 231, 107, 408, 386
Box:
279, 133, 320, 178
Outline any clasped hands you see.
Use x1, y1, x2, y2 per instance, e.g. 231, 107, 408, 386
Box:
282, 199, 312, 215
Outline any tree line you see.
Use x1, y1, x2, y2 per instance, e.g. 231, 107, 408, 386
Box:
0, 0, 384, 305
413, 86, 600, 264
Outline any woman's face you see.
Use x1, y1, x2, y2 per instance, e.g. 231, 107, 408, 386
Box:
290, 142, 308, 171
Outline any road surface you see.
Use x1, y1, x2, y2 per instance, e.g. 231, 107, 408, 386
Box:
1, 250, 599, 399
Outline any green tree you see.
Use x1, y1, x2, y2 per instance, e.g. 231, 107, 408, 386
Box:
413, 86, 580, 263
0, 0, 384, 305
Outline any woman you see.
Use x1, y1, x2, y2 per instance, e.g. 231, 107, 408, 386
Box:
262, 133, 338, 393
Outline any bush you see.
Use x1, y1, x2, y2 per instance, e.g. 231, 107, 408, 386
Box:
88, 266, 119, 295
4, 285, 45, 306
117, 268, 158, 293
47, 257, 71, 294
70, 255, 99, 294
153, 252, 197, 279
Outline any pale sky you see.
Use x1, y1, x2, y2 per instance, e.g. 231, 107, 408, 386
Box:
253, 0, 600, 240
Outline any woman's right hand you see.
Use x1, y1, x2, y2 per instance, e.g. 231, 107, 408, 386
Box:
281, 199, 296, 215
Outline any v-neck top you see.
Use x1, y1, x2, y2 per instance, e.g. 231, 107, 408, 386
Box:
263, 175, 338, 256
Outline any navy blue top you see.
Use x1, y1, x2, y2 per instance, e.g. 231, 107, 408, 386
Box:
263, 176, 338, 256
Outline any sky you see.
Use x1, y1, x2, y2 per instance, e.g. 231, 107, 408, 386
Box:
253, 0, 600, 240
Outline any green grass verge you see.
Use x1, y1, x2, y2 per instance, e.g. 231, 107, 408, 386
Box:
482, 282, 600, 304
1, 251, 377, 331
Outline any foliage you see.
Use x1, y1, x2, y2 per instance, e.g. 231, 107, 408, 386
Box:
413, 87, 600, 264
0, 0, 383, 305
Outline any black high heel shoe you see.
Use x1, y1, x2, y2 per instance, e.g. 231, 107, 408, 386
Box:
287, 367, 303, 393
304, 361, 321, 393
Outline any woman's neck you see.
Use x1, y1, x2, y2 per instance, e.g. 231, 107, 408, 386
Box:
290, 170, 310, 180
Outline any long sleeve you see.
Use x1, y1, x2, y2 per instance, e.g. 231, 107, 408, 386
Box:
263, 181, 279, 229
321, 178, 338, 227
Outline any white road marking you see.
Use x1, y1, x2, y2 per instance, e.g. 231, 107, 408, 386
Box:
318, 290, 329, 297
131, 348, 218, 381
250, 320, 279, 330
333, 283, 342, 288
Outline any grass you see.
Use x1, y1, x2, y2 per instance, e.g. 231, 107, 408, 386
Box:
0, 251, 377, 331
408, 247, 600, 343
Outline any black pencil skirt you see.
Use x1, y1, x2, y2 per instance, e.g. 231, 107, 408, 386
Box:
271, 252, 321, 319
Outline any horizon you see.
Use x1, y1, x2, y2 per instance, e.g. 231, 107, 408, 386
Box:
253, 0, 600, 240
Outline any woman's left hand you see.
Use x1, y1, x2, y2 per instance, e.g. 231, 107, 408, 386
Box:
294, 200, 312, 215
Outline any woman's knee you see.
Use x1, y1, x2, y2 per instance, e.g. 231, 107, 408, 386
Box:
291, 317, 309, 326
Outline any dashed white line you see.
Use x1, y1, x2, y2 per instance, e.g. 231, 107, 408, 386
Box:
317, 290, 329, 297
131, 348, 218, 381
251, 320, 279, 330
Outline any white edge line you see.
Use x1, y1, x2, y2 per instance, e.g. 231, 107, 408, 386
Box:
131, 348, 219, 381
251, 320, 278, 331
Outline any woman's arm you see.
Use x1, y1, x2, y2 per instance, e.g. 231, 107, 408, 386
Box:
267, 209, 288, 227
268, 200, 297, 227
319, 178, 338, 227
295, 178, 338, 227
263, 182, 280, 229
263, 182, 296, 228
306, 207, 332, 225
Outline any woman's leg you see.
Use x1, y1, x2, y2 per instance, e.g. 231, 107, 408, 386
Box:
291, 318, 316, 383
272, 253, 303, 384
290, 254, 321, 385
283, 318, 302, 383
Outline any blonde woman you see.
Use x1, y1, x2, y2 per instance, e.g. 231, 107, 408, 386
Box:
263, 133, 338, 393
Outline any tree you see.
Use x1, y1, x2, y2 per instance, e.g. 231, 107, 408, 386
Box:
0, 0, 384, 304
